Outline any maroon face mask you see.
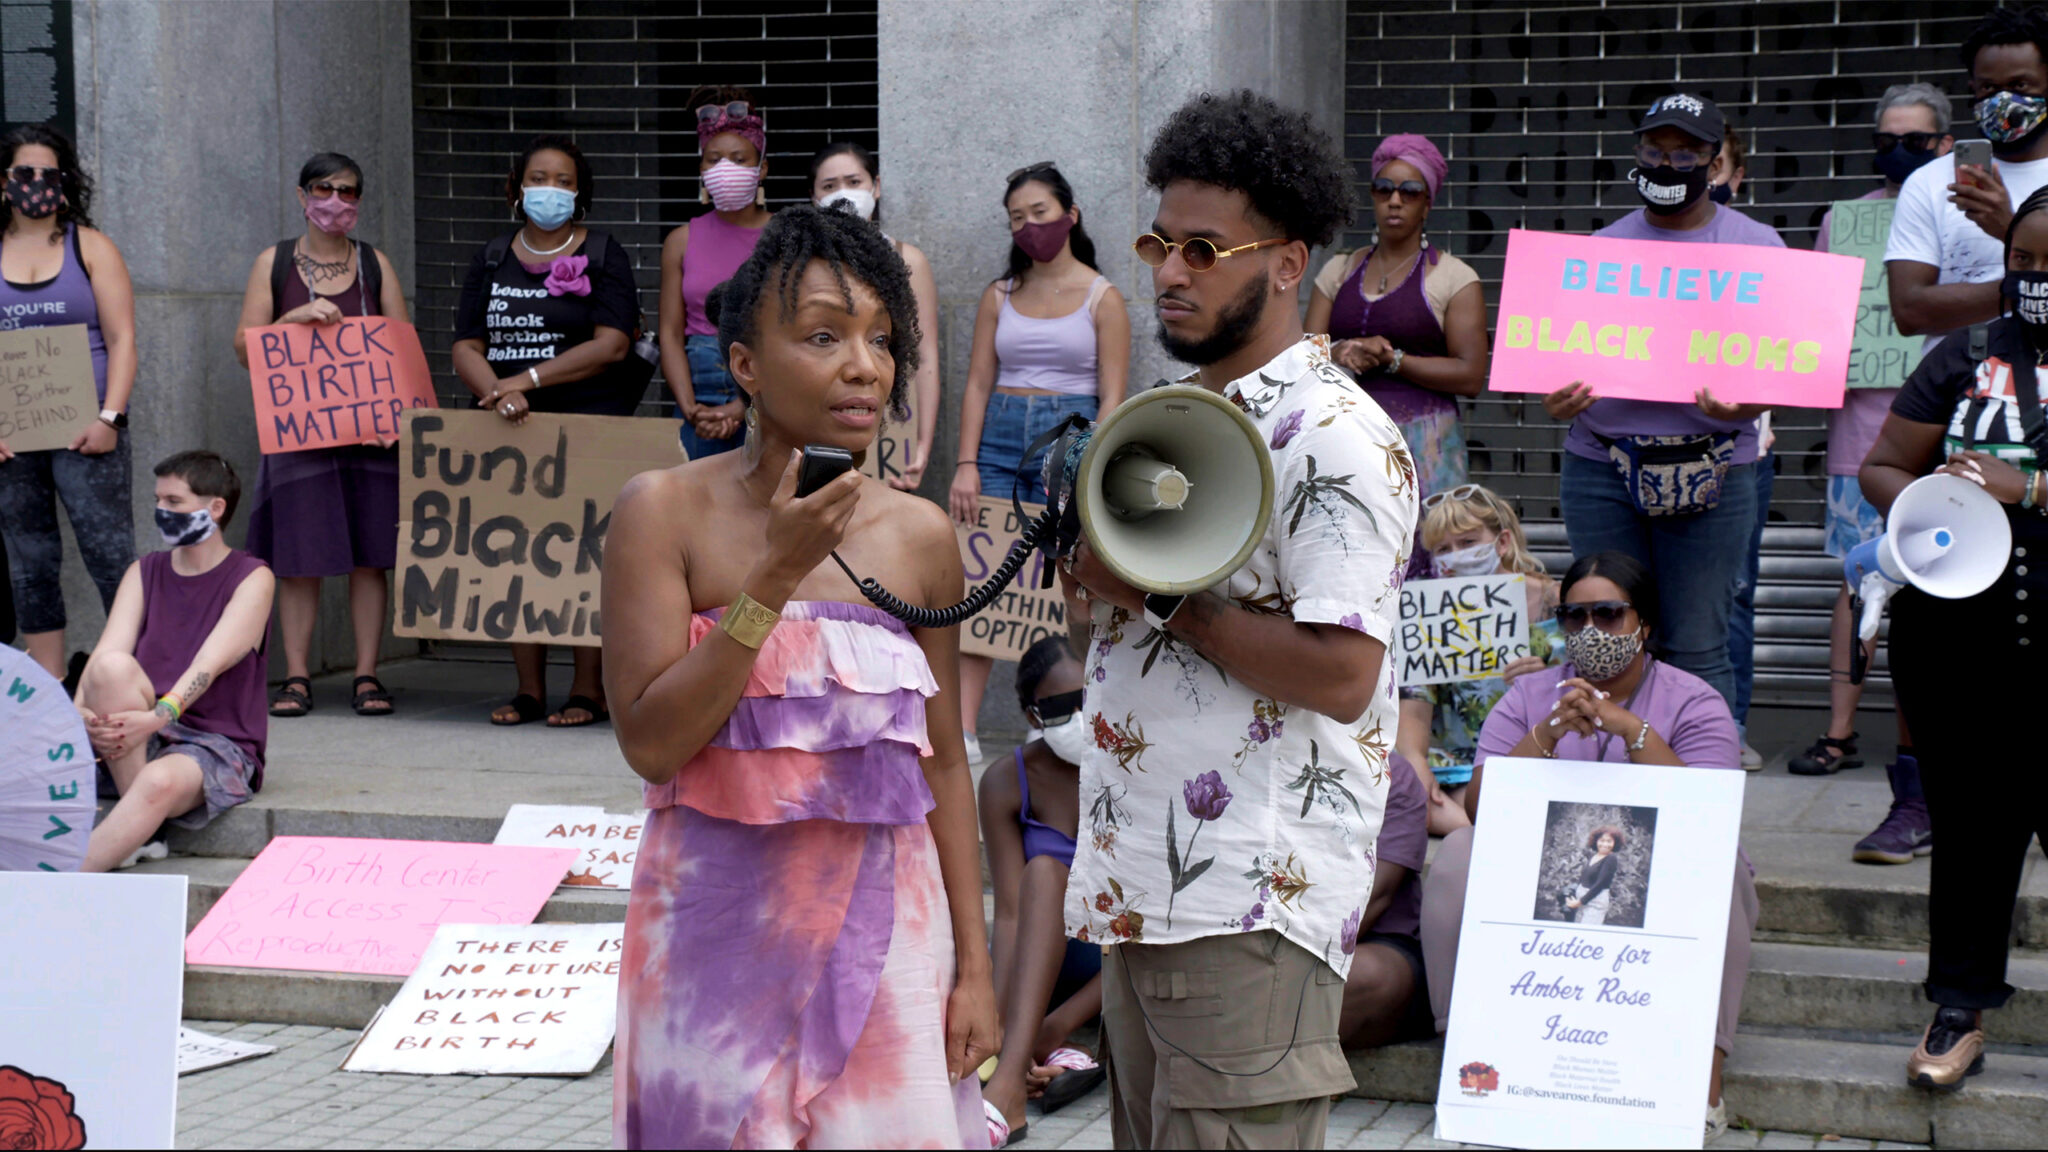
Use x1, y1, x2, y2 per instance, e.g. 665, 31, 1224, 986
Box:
1013, 214, 1075, 263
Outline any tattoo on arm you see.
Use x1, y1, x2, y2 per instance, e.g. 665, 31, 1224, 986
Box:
179, 671, 212, 703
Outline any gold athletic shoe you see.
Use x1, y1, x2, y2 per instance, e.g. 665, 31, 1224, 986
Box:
1907, 1007, 1986, 1092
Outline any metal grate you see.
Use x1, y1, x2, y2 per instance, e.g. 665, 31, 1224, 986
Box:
1342, 0, 1973, 704
410, 0, 879, 410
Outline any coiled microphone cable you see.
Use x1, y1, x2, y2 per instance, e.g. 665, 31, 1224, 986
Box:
829, 505, 1058, 630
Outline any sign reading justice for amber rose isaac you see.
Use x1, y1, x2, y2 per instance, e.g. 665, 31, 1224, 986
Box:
1487, 229, 1862, 409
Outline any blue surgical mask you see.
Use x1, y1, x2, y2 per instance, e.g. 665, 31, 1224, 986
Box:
521, 186, 577, 230
155, 506, 218, 548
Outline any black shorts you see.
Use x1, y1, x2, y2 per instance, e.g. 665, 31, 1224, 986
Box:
1358, 930, 1435, 1042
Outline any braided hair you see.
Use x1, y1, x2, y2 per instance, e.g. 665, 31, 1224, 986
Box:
714, 202, 920, 419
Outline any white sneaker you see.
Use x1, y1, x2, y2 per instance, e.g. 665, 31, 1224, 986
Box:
1704, 1099, 1728, 1143
116, 839, 169, 871
963, 733, 985, 768
1740, 743, 1763, 772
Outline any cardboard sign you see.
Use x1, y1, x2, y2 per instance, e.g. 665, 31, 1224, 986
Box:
858, 399, 919, 485
493, 804, 644, 890
395, 410, 677, 647
0, 872, 186, 1148
1435, 757, 1745, 1149
1830, 198, 1926, 389
177, 1027, 275, 1075
184, 836, 576, 977
955, 495, 1067, 660
1397, 575, 1531, 686
246, 317, 439, 454
343, 922, 622, 1077
0, 323, 97, 453
1488, 228, 1861, 408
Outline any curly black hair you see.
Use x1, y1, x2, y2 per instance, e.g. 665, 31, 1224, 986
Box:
715, 203, 919, 419
1143, 90, 1354, 247
504, 135, 593, 224
1963, 4, 2048, 72
0, 122, 93, 236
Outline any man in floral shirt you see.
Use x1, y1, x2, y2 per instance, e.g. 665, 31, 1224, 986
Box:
1062, 90, 1417, 1149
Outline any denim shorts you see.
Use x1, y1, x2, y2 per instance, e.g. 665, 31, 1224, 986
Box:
680, 333, 742, 459
978, 391, 1098, 505
1825, 474, 1886, 559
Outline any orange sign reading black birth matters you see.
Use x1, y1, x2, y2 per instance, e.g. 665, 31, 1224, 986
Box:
246, 317, 439, 454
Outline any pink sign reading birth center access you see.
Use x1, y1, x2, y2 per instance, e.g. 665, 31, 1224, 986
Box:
1488, 228, 1863, 408
185, 836, 576, 977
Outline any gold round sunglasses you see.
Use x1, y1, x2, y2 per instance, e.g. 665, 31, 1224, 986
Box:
1133, 233, 1286, 272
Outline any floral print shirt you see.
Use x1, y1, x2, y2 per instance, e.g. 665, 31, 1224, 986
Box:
1064, 336, 1418, 977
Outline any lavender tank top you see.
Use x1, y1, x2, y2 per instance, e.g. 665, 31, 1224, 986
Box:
681, 212, 763, 336
0, 225, 109, 402
992, 276, 1106, 396
135, 549, 272, 775
1326, 246, 1453, 427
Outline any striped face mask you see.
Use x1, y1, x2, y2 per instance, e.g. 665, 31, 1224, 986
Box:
703, 160, 763, 212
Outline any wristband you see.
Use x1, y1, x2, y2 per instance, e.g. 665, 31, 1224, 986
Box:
1388, 348, 1405, 376
527, 367, 542, 389
955, 459, 977, 468
156, 693, 185, 722
1142, 592, 1187, 631
1530, 724, 1558, 758
2025, 466, 2038, 509
719, 592, 781, 650
1628, 720, 1652, 754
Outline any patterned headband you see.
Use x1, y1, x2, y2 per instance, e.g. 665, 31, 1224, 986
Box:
698, 113, 766, 156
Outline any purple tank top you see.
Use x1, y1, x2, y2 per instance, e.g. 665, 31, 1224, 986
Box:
1326, 246, 1453, 427
681, 212, 763, 336
992, 276, 1105, 396
274, 239, 378, 320
135, 549, 271, 776
0, 226, 109, 402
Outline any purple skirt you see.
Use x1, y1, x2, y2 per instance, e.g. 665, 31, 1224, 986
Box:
244, 444, 399, 578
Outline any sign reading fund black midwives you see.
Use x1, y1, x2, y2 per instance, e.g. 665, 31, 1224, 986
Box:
1434, 757, 1744, 1149
1398, 575, 1530, 686
395, 411, 676, 647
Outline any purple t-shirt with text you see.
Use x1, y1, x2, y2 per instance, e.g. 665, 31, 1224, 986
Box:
1563, 205, 1787, 466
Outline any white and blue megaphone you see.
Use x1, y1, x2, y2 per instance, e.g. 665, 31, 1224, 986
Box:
1843, 473, 2013, 646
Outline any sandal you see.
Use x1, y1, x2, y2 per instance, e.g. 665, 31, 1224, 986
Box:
269, 676, 314, 718
351, 675, 396, 716
1038, 1047, 1105, 1115
981, 1099, 1026, 1148
548, 694, 610, 728
491, 694, 545, 726
1789, 732, 1862, 776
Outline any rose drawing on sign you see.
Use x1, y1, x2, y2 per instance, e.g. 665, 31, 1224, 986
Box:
1457, 1061, 1499, 1096
1164, 772, 1232, 930
0, 1066, 86, 1150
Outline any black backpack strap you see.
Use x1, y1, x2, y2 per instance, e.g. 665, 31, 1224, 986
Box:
268, 238, 295, 321
2010, 341, 2048, 462
356, 240, 383, 314
483, 232, 514, 272
1960, 324, 1994, 451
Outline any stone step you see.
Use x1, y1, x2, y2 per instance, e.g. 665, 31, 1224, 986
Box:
1746, 942, 2048, 1046
1346, 1031, 2048, 1147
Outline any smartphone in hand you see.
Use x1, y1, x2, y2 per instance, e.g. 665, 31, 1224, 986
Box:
795, 444, 856, 498
1955, 138, 1992, 185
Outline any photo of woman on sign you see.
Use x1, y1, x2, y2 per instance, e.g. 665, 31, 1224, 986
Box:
1531, 804, 1658, 929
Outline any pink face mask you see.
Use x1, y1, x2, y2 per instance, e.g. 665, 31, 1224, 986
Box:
1014, 214, 1075, 263
703, 159, 763, 212
305, 193, 358, 235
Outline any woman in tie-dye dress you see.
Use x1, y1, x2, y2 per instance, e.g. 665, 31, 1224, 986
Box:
603, 205, 998, 1149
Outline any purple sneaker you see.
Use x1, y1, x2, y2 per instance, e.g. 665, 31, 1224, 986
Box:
1854, 796, 1932, 864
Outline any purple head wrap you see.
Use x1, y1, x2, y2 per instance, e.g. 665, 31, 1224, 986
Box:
697, 111, 766, 156
1372, 134, 1448, 201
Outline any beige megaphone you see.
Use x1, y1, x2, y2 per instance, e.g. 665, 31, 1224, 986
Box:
1071, 385, 1275, 595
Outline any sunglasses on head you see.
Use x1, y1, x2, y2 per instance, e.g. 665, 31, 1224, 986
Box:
1421, 483, 1487, 510
1873, 131, 1940, 152
306, 180, 361, 203
1133, 233, 1286, 272
1371, 177, 1428, 200
697, 100, 753, 124
1555, 601, 1636, 634
6, 165, 57, 184
1027, 689, 1086, 727
1007, 160, 1058, 184
1633, 142, 1715, 172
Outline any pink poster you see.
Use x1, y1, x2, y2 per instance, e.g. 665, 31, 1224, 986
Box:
185, 836, 577, 977
1487, 228, 1863, 408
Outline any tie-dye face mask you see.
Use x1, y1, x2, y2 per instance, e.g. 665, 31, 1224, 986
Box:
1977, 90, 2048, 151
154, 506, 218, 548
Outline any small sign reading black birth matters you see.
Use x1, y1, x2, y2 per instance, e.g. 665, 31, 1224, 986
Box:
0, 323, 96, 453
0, 0, 75, 139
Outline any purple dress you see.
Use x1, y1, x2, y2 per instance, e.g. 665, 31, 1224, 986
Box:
1328, 245, 1469, 574
243, 244, 402, 578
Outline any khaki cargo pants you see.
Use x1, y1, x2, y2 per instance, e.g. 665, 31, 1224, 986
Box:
1100, 930, 1356, 1149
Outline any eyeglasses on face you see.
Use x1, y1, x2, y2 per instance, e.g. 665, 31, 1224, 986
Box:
1873, 131, 1941, 152
1007, 160, 1058, 184
697, 100, 752, 124
1371, 177, 1429, 200
1633, 142, 1715, 172
1554, 601, 1637, 634
306, 180, 361, 203
1421, 483, 1487, 510
1026, 689, 1085, 728
6, 165, 58, 184
1133, 233, 1286, 272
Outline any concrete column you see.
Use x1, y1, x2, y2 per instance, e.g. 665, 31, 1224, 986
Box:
53, 1, 412, 673
878, 0, 1344, 732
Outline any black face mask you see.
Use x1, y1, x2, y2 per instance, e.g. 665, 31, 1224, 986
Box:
1708, 181, 1734, 205
2006, 268, 2048, 355
3, 171, 59, 219
1873, 143, 1939, 185
1632, 165, 1711, 216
